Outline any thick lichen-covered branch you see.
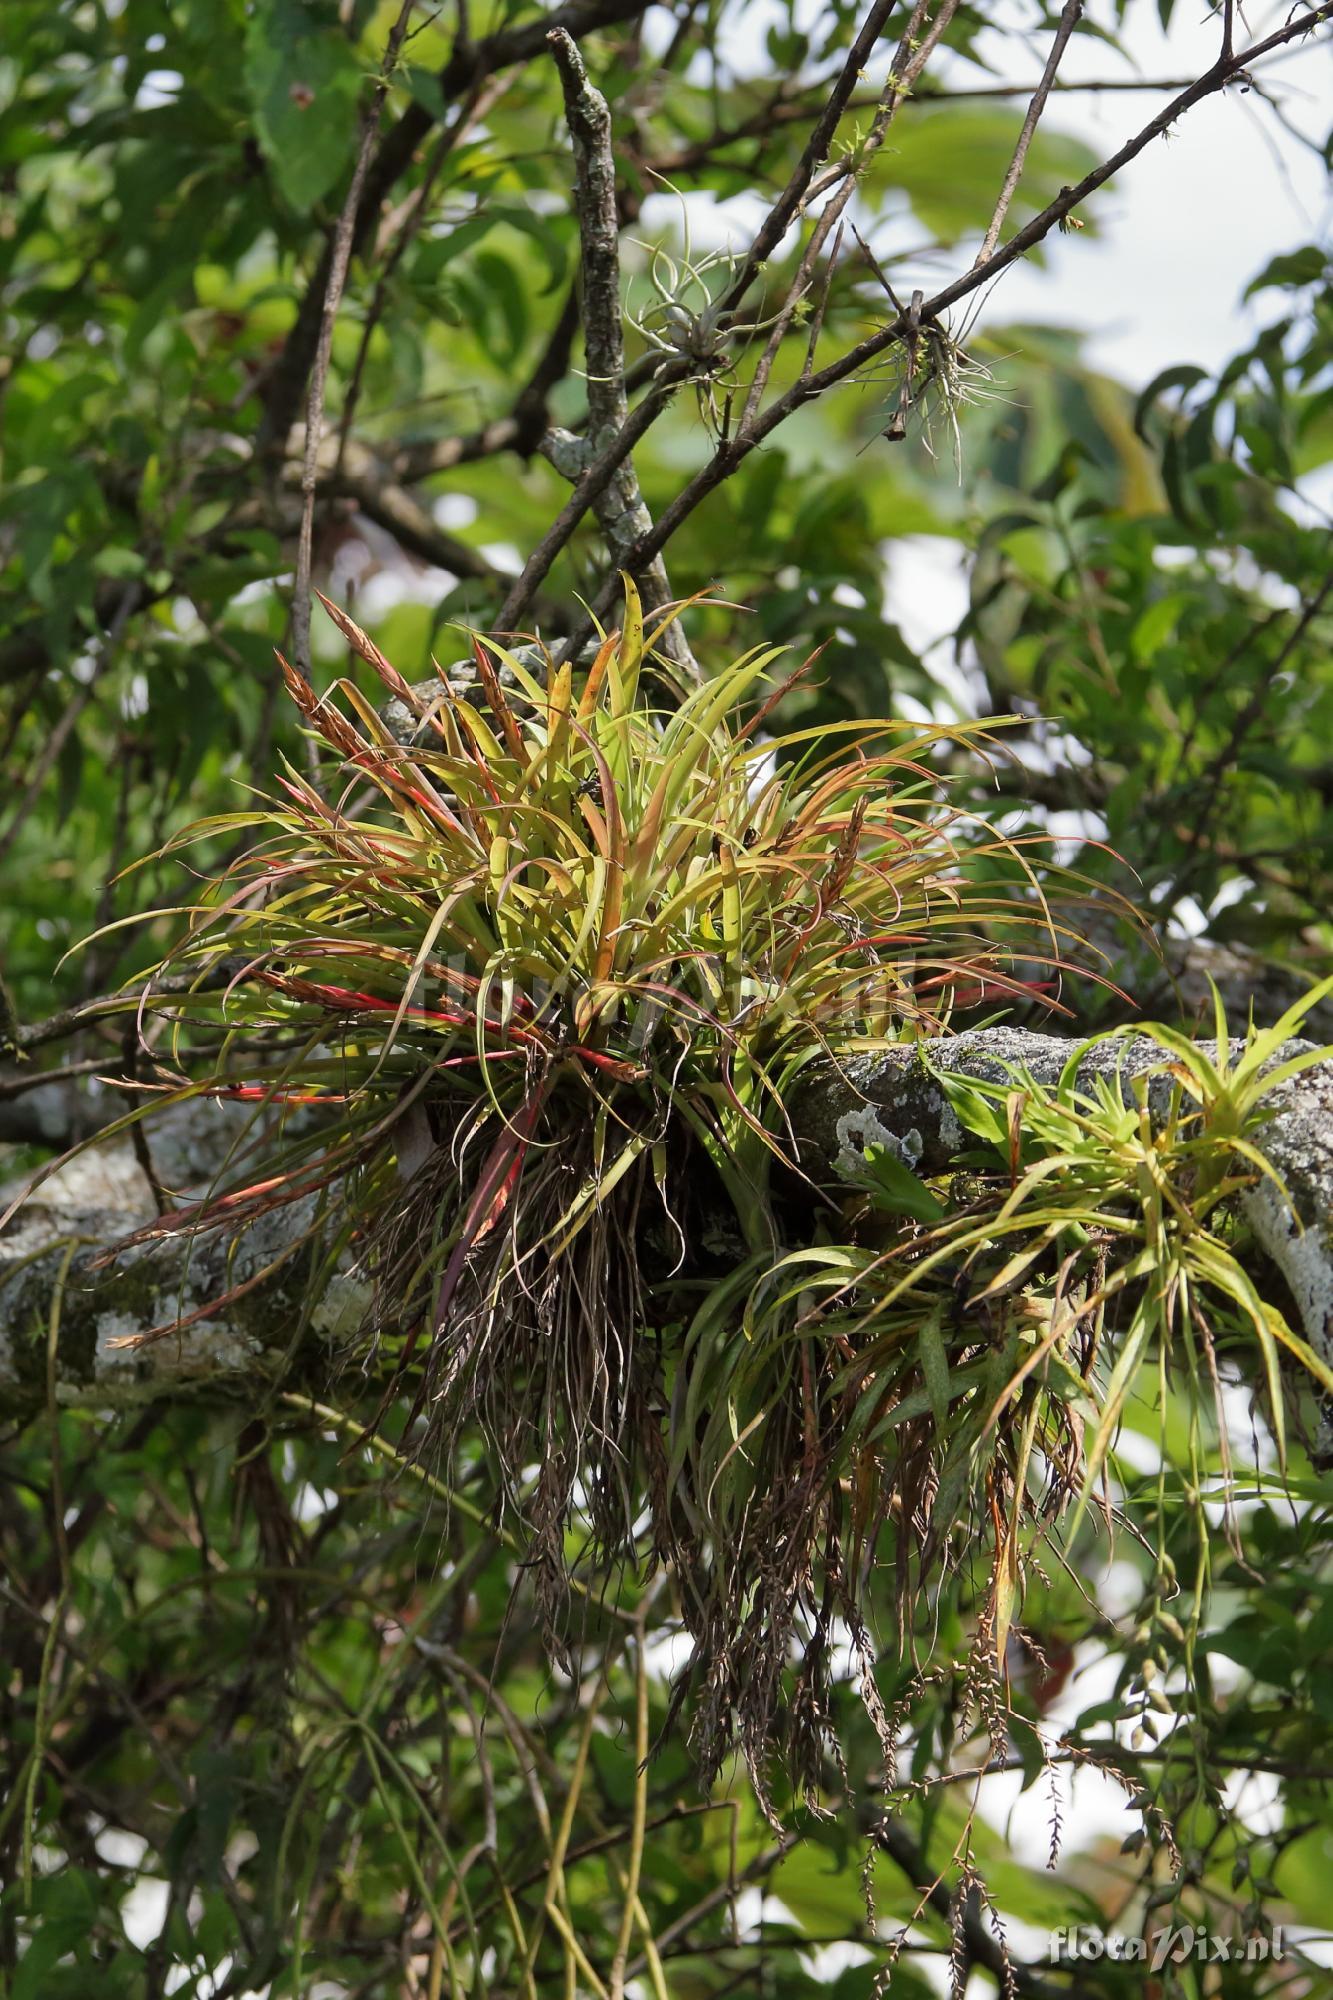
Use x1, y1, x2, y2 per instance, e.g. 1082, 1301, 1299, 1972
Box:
4, 1030, 1330, 1416
532, 30, 698, 680
0, 1101, 365, 1416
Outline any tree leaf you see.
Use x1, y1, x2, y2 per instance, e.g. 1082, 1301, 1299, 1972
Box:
244, 0, 362, 212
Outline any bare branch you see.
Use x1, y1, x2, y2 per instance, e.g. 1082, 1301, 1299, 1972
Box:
0, 586, 139, 868
15, 966, 246, 1056
546, 28, 698, 679
975, 0, 1084, 266
0, 1100, 359, 1416
550, 29, 627, 434
1159, 567, 1333, 903
640, 71, 1220, 183
872, 1817, 1095, 2000
0, 1071, 115, 1149
940, 2, 1332, 296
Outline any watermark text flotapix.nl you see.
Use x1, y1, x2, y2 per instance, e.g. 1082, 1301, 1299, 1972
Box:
1049, 1926, 1283, 1972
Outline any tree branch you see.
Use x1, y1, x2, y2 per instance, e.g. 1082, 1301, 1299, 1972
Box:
333, 75, 509, 477
975, 0, 1084, 265
871, 1816, 1099, 2000
544, 28, 698, 679
561, 0, 1333, 652
719, 0, 901, 313
257, 0, 657, 457
6, 1029, 1331, 1419
738, 0, 963, 433
0, 1098, 365, 1416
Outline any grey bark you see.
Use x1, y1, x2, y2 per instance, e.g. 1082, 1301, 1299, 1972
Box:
0, 1100, 365, 1418
537, 30, 698, 682
3, 1030, 1330, 1417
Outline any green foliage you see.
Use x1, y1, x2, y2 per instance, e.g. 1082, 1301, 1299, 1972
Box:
245, 0, 368, 212
3, 0, 1333, 1991
959, 252, 1333, 958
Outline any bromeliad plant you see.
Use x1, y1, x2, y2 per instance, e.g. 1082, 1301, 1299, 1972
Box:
95, 583, 1081, 1646
675, 982, 1333, 1802
70, 586, 1332, 1825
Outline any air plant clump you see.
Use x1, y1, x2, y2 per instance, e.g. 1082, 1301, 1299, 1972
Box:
850, 233, 1004, 470
869, 311, 1003, 470
624, 224, 794, 437
92, 586, 1091, 1715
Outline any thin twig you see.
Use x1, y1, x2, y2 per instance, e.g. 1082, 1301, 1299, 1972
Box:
291, 0, 417, 686
640, 73, 1211, 179
0, 1056, 107, 1099
334, 74, 511, 477
0, 687, 94, 871
81, 750, 135, 996
799, 221, 844, 383
0, 667, 43, 763
872, 1817, 1091, 2000
623, 1838, 794, 1979
121, 1016, 168, 1216
336, 464, 512, 586
976, 0, 1084, 265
